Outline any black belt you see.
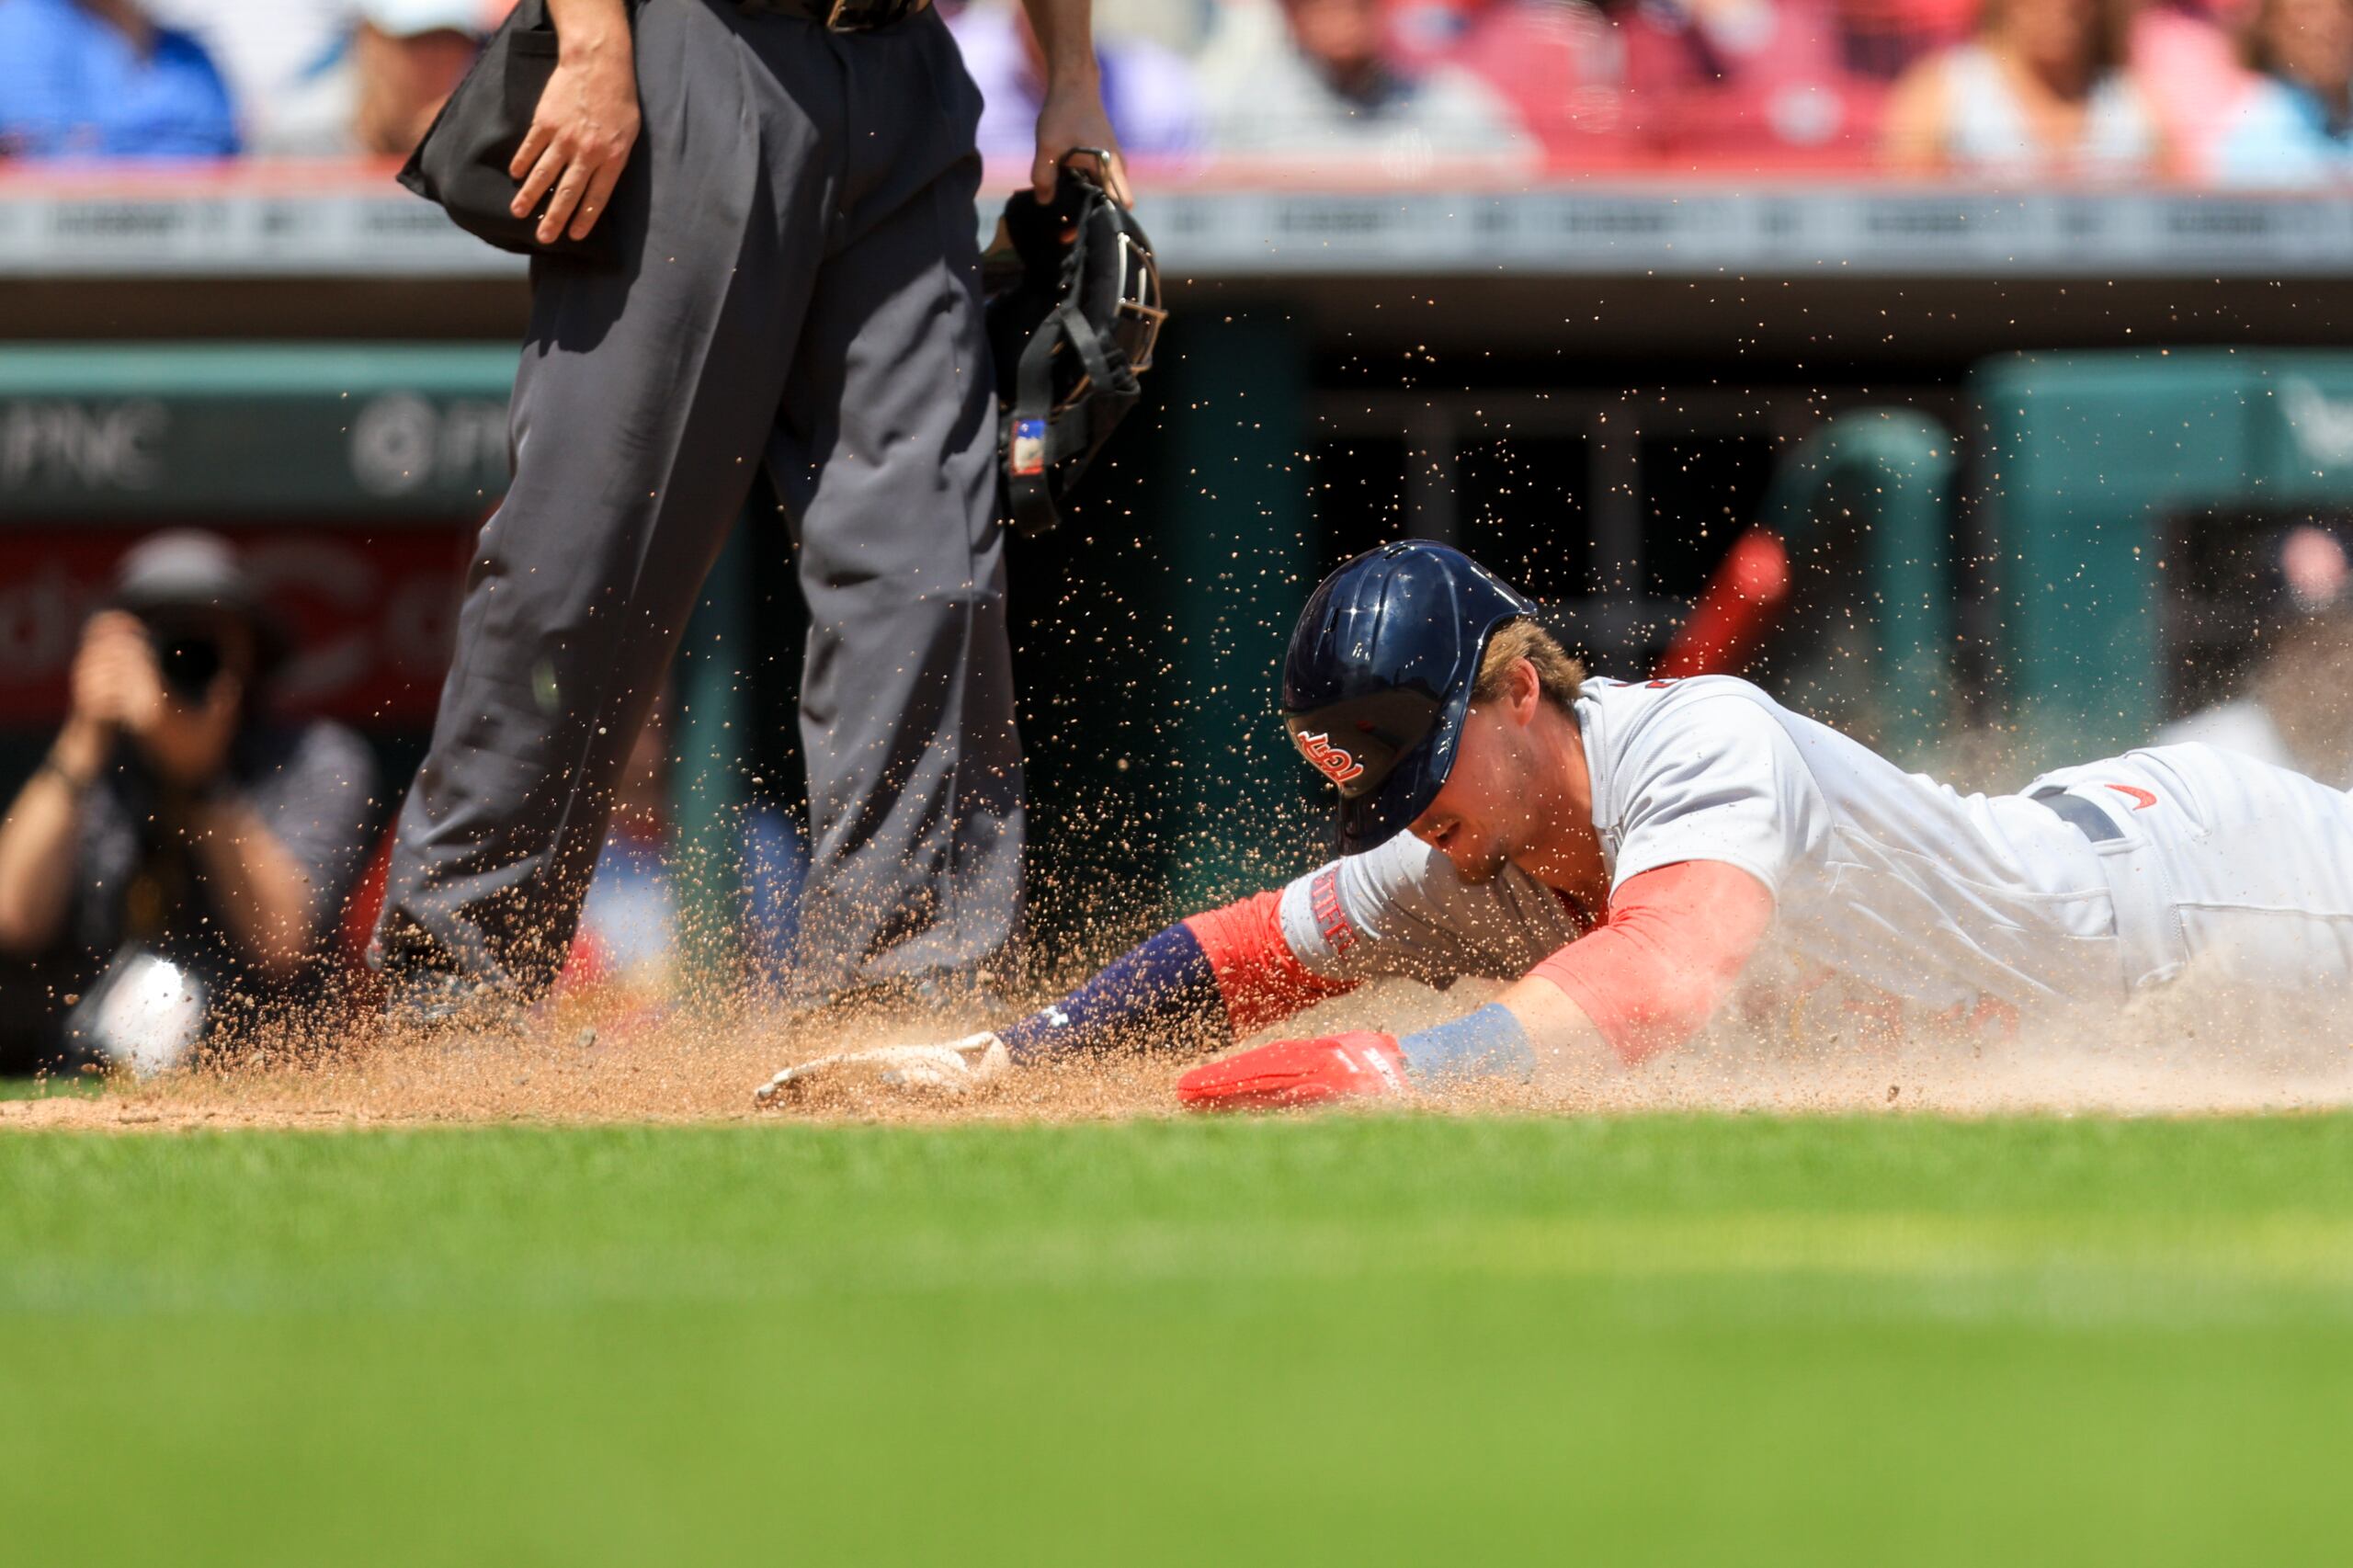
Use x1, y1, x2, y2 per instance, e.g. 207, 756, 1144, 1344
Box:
2029, 789, 2124, 844
738, 0, 929, 29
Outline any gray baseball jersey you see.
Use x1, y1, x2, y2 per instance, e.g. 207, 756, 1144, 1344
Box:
1279, 675, 2104, 1014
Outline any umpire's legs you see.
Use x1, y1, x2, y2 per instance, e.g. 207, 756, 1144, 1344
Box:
768, 8, 1023, 1000
373, 0, 834, 995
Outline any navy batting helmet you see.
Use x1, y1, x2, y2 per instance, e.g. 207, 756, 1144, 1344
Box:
1283, 540, 1537, 854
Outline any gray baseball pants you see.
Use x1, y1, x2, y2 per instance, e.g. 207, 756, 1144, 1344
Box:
373, 0, 1021, 1002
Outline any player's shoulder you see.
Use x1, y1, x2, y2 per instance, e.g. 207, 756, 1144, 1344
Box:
1579, 673, 1791, 754
1582, 672, 1775, 706
1579, 675, 1821, 830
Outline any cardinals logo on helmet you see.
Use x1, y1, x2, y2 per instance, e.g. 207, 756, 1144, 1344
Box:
1298, 731, 1365, 786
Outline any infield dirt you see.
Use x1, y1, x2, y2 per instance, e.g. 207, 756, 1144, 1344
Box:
6, 960, 2351, 1132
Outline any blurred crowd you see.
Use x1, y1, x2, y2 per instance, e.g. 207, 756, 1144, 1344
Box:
0, 0, 2351, 182
0, 0, 491, 158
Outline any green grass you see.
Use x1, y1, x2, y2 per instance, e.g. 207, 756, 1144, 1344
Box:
6, 1116, 2353, 1565
0, 1072, 102, 1101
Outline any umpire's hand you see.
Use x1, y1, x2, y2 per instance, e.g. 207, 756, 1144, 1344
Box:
511, 0, 643, 245
1034, 87, 1130, 209
1020, 0, 1130, 206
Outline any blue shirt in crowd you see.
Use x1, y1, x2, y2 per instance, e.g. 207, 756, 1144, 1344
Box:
0, 0, 239, 158
2212, 79, 2353, 187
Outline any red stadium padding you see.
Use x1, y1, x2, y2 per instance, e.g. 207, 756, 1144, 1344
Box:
1654, 525, 1791, 680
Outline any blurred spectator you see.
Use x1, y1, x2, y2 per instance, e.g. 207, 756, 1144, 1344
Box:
1839, 0, 1973, 80
1383, 0, 1631, 160
2210, 0, 2353, 184
1617, 0, 1882, 162
2156, 523, 2353, 786
1377, 0, 1933, 167
0, 534, 377, 1073
0, 0, 239, 158
948, 0, 1202, 162
2134, 1, 2254, 175
1200, 0, 1533, 162
142, 0, 335, 150
321, 0, 484, 156
143, 0, 489, 156
1881, 0, 2166, 177
1093, 0, 1221, 52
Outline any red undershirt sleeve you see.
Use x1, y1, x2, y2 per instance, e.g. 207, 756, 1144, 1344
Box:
1529, 860, 1775, 1063
1185, 891, 1359, 1037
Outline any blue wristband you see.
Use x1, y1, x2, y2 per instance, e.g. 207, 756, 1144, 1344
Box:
1397, 1004, 1537, 1085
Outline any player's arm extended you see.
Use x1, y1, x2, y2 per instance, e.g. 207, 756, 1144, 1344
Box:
995, 891, 1358, 1063
757, 891, 1362, 1105
1175, 861, 1773, 1108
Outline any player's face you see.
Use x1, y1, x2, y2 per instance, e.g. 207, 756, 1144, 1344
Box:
1408, 683, 1549, 883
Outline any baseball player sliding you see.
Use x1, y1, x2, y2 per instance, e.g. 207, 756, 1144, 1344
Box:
760, 540, 2353, 1111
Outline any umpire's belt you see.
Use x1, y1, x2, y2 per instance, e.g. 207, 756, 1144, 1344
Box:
739, 0, 931, 29
2029, 788, 2124, 844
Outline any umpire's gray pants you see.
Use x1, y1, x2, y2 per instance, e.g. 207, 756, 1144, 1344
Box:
374, 0, 1021, 1001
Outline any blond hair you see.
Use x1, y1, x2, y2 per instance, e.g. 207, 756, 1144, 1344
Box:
1471, 618, 1585, 710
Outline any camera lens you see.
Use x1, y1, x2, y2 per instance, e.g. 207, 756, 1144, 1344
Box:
156, 634, 222, 701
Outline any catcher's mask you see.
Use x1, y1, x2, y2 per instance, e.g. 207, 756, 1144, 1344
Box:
1282, 541, 1539, 855
983, 153, 1165, 537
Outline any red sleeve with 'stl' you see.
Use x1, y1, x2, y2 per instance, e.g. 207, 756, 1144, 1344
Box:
1529, 860, 1775, 1063
1184, 891, 1358, 1037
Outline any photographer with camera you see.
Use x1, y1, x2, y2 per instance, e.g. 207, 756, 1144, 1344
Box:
0, 532, 378, 1075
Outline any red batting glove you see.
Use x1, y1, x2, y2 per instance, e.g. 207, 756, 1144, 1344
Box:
1176, 1031, 1409, 1112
